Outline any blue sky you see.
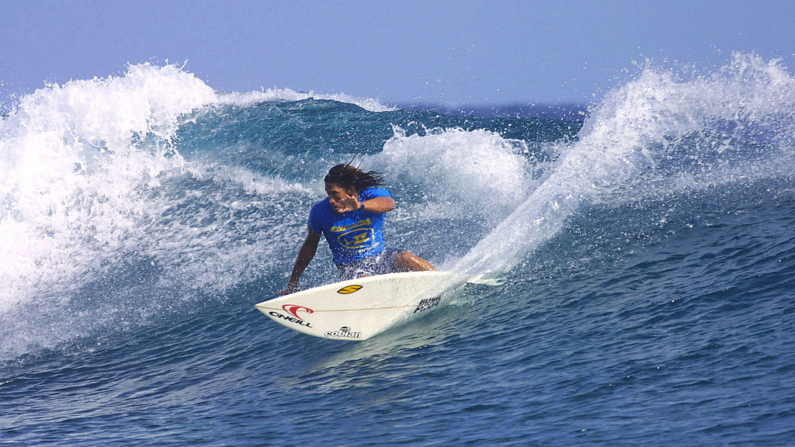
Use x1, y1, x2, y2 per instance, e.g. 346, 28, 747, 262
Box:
2, 0, 794, 106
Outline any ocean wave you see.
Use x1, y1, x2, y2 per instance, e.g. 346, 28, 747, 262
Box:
3, 54, 794, 360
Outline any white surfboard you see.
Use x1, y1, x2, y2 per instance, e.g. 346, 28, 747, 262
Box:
255, 271, 467, 341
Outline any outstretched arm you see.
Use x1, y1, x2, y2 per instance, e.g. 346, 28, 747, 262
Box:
280, 225, 321, 295
361, 196, 395, 213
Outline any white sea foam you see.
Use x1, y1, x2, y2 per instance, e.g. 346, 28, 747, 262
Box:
1, 63, 216, 307
368, 125, 534, 217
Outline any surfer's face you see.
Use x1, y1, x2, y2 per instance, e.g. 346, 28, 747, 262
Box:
325, 182, 358, 214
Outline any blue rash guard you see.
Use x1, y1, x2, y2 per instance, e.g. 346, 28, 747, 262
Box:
308, 187, 392, 265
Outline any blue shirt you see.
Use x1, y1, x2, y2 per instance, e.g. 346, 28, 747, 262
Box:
308, 187, 392, 264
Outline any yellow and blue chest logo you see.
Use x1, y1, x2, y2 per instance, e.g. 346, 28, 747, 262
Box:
331, 219, 376, 250
337, 227, 375, 249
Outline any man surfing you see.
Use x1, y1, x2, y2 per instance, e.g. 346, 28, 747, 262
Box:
280, 164, 435, 295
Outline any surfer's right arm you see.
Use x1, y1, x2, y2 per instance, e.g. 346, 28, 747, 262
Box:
280, 225, 321, 295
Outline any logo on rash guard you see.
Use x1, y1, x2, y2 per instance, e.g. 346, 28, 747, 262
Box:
338, 228, 375, 249
282, 304, 314, 320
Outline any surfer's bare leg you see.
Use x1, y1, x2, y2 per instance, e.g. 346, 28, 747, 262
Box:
393, 251, 435, 272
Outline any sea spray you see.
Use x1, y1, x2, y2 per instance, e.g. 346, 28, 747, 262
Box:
454, 53, 795, 277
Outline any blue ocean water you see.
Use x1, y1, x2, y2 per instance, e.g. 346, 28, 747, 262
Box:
2, 54, 795, 446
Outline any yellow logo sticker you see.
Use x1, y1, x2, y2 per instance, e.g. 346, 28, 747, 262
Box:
337, 285, 363, 294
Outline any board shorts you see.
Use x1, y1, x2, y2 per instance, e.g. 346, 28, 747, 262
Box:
336, 248, 404, 281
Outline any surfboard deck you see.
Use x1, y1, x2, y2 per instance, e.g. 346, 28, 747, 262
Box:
255, 271, 467, 341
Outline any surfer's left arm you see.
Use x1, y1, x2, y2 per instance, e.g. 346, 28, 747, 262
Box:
359, 196, 395, 213
280, 226, 321, 295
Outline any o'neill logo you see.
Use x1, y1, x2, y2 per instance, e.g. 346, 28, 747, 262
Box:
282, 304, 313, 320
269, 304, 315, 328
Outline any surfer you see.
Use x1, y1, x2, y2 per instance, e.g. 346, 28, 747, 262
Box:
280, 164, 435, 295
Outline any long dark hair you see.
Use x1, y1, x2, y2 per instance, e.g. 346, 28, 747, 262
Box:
324, 164, 384, 192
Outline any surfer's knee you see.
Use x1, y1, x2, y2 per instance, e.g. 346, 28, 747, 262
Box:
394, 251, 435, 272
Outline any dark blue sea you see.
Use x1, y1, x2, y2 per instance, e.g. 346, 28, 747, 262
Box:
2, 53, 795, 446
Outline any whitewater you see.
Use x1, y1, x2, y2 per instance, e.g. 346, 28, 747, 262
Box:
2, 54, 795, 445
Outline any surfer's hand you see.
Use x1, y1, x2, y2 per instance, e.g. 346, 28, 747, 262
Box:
339, 196, 360, 213
280, 282, 301, 296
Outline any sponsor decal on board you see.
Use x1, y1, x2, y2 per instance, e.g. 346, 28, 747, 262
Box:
324, 326, 362, 339
337, 285, 363, 294
269, 304, 314, 328
282, 304, 313, 319
413, 297, 441, 314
